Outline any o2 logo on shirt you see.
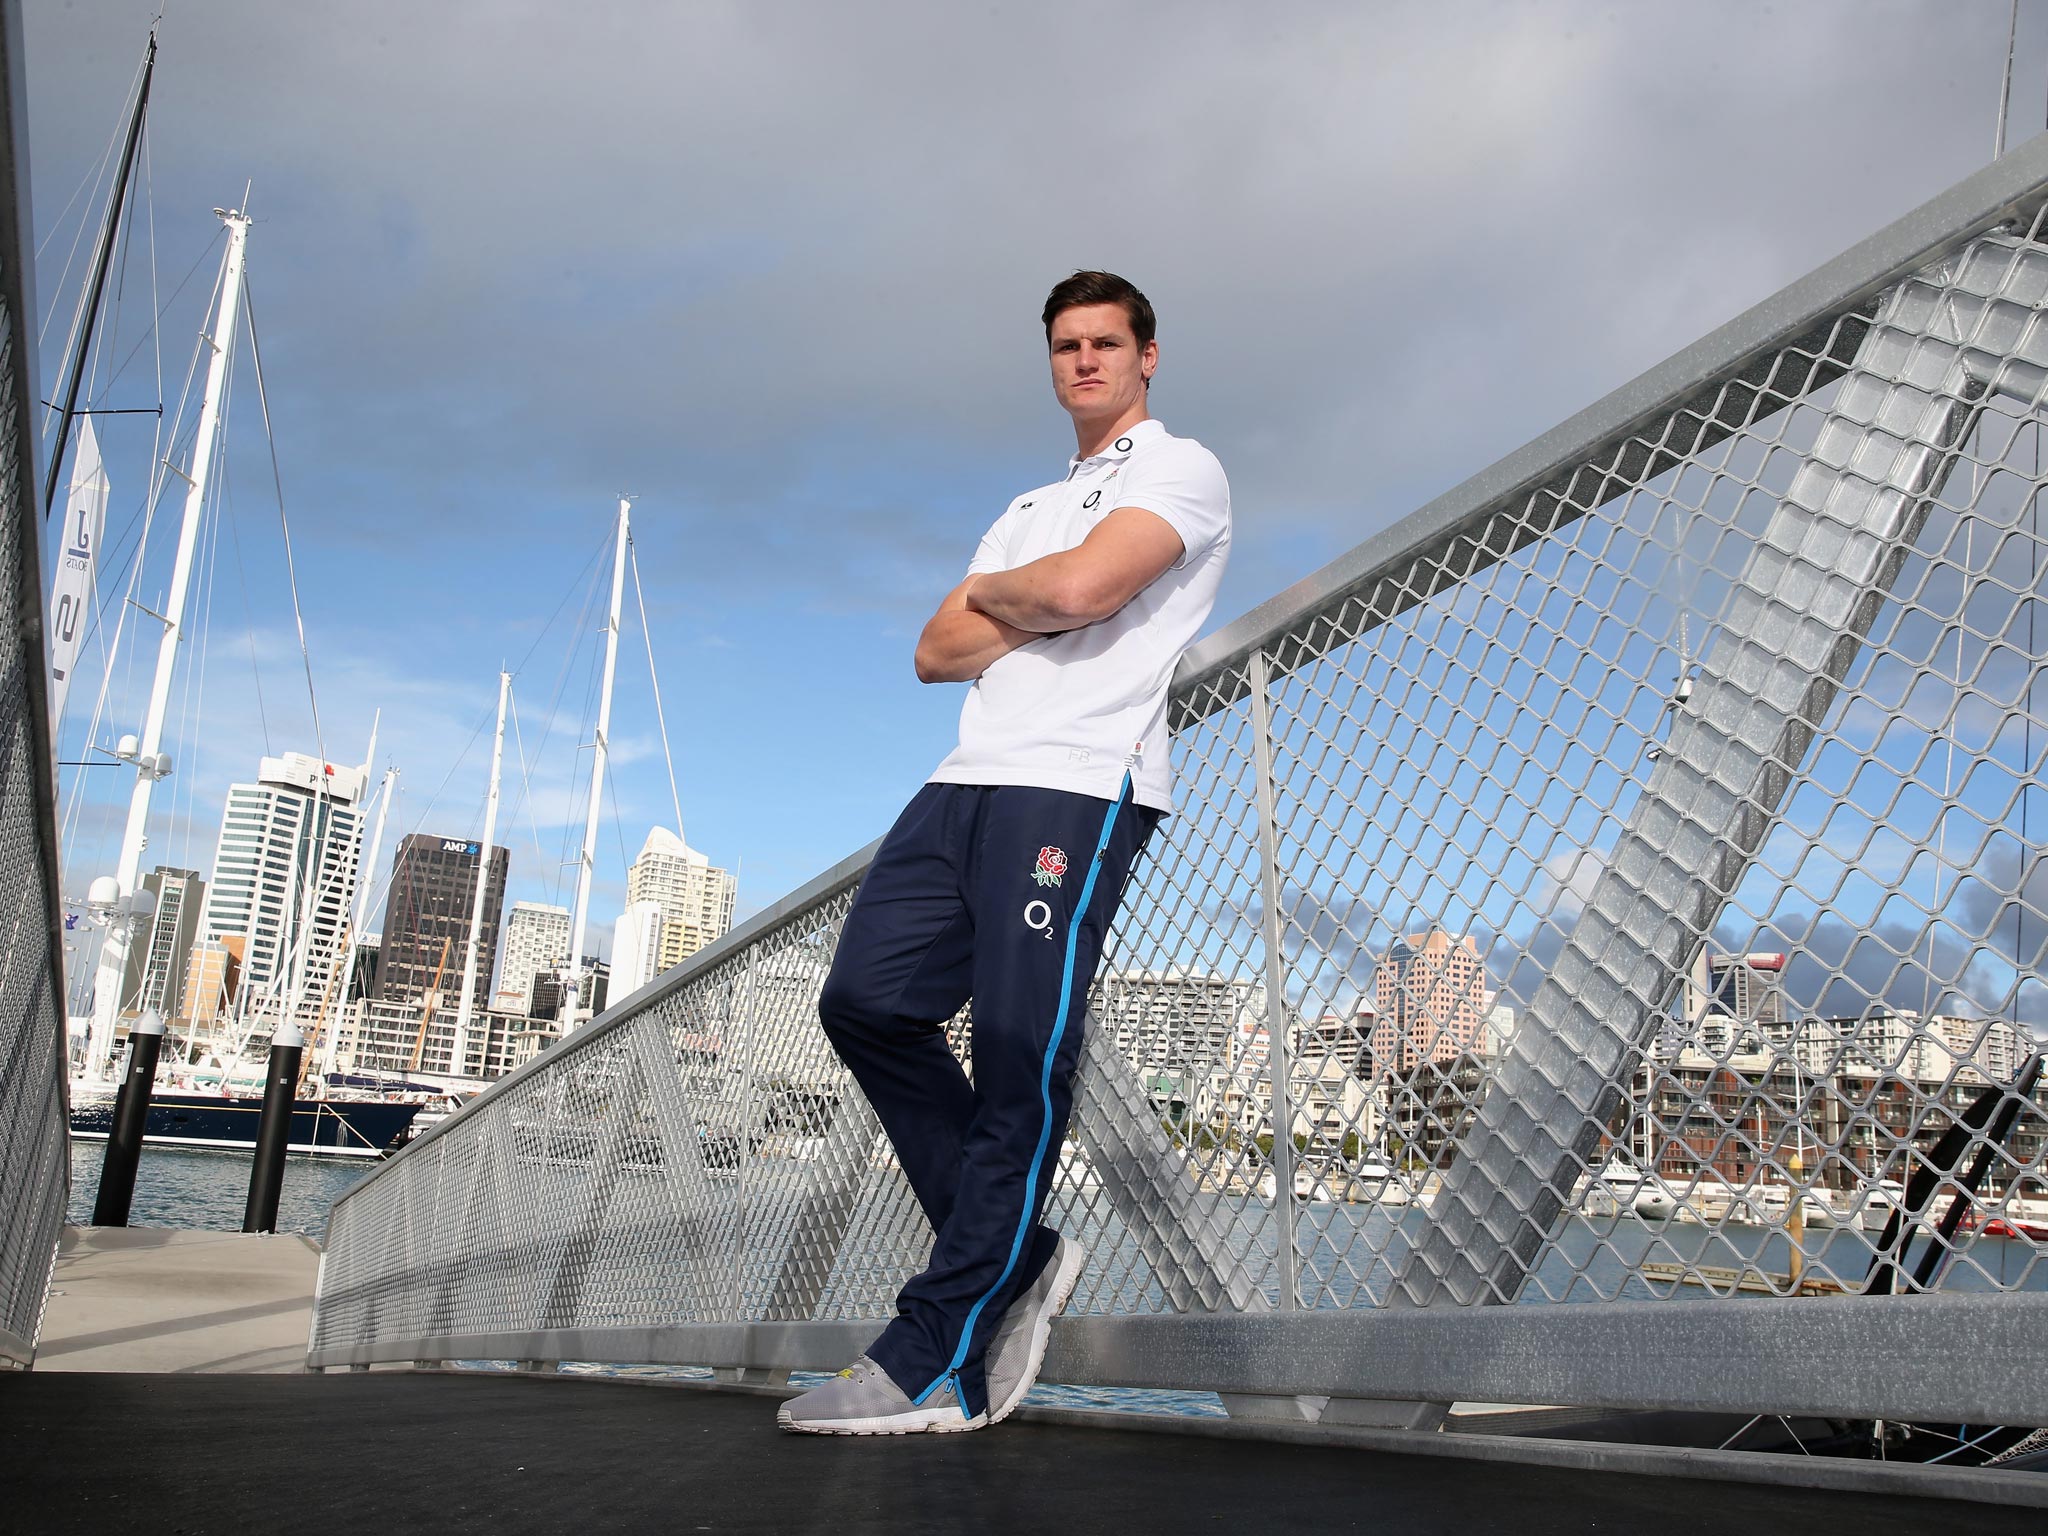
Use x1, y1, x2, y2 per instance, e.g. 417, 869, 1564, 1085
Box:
1082, 489, 1101, 509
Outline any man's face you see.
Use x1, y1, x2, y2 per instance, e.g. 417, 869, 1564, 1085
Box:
1048, 303, 1157, 427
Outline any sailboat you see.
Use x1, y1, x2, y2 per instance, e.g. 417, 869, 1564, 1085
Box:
51, 198, 424, 1158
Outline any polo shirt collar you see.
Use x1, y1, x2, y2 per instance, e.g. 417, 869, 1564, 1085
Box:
1070, 417, 1165, 472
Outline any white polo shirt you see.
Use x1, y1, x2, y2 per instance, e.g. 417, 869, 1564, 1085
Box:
928, 418, 1231, 813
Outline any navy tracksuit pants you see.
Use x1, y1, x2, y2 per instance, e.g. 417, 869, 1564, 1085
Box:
818, 777, 1159, 1418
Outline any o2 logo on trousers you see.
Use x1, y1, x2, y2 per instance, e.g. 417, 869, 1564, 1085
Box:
1024, 899, 1055, 941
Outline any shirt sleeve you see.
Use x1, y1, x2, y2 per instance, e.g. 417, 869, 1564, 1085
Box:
1113, 441, 1231, 570
966, 508, 1013, 576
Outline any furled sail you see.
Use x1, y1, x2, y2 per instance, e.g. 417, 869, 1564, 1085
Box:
49, 414, 108, 729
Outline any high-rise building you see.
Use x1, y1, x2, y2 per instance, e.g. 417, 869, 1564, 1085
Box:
374, 833, 510, 1014
611, 900, 666, 997
197, 753, 369, 1031
180, 937, 239, 1028
120, 867, 204, 1020
1304, 1003, 1376, 1076
1370, 930, 1489, 1074
1095, 970, 1267, 1086
531, 957, 607, 1022
626, 827, 736, 970
348, 934, 379, 1002
498, 901, 571, 1012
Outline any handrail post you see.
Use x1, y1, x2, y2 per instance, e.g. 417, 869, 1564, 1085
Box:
730, 951, 758, 1323
1249, 650, 1300, 1309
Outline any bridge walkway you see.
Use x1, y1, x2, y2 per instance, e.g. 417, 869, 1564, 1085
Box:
2, 1370, 2040, 1536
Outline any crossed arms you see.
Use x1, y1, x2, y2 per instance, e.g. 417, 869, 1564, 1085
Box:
912, 507, 1185, 684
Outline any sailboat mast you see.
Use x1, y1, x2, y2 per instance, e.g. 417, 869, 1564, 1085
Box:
452, 671, 509, 1077
43, 30, 155, 518
566, 500, 628, 1030
84, 207, 251, 1082
321, 764, 395, 1082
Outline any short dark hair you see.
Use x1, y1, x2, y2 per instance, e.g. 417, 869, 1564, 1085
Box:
1042, 270, 1156, 348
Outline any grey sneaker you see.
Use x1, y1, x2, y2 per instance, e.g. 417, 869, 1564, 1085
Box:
983, 1235, 1083, 1424
776, 1356, 987, 1436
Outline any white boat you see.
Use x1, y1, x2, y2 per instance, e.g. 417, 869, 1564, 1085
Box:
1576, 1153, 1674, 1219
1350, 1156, 1411, 1205
1843, 1178, 1911, 1232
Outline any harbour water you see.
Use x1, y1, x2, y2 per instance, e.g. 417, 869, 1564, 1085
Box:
67, 1141, 370, 1237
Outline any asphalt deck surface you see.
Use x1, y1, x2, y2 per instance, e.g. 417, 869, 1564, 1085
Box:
1, 1371, 2038, 1536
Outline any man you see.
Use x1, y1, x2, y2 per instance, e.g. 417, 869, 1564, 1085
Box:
780, 272, 1230, 1435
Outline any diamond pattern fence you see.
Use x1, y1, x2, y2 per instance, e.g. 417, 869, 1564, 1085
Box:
314, 146, 2048, 1428
0, 38, 74, 1370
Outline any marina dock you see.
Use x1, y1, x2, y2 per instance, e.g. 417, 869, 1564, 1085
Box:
35, 1226, 319, 1375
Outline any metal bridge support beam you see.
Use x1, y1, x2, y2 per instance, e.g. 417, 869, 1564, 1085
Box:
759, 1088, 881, 1321
1071, 1020, 1268, 1314
1390, 238, 2047, 1308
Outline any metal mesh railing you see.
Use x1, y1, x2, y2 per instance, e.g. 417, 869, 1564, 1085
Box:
0, 20, 75, 1370
313, 144, 2048, 1429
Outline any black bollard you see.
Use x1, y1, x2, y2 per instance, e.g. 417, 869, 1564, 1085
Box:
92, 1013, 166, 1226
243, 1024, 303, 1233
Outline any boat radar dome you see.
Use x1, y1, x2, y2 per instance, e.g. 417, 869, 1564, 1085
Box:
115, 733, 139, 760
86, 875, 120, 909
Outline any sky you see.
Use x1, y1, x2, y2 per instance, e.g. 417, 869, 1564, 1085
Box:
21, 1, 2048, 981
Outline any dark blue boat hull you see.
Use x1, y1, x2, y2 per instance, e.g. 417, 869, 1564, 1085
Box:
70, 1090, 422, 1159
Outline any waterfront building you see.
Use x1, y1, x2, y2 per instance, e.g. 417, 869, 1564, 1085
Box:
120, 866, 203, 1021
1211, 1050, 1378, 1155
530, 957, 607, 1023
498, 901, 571, 1012
1663, 950, 1790, 1057
347, 996, 534, 1080
1635, 1012, 2044, 1187
374, 833, 509, 1015
626, 827, 736, 971
1304, 1004, 1376, 1077
1095, 969, 1266, 1106
1475, 999, 1517, 1059
1370, 930, 1489, 1073
610, 899, 666, 998
196, 753, 369, 1031
348, 933, 379, 1002
179, 937, 239, 1030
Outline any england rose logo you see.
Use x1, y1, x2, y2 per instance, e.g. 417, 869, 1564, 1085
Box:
1032, 846, 1068, 888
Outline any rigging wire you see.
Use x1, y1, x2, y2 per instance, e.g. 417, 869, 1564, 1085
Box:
172, 404, 230, 872
504, 685, 556, 903
558, 581, 610, 910
215, 329, 272, 754
32, 69, 131, 264
33, 45, 140, 337
142, 124, 165, 506
540, 538, 614, 910
628, 539, 688, 843
78, 133, 143, 414
89, 226, 224, 409
240, 275, 328, 774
